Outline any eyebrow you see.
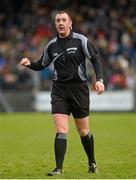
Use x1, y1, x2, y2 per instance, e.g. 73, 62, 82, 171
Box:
55, 17, 68, 22
55, 17, 67, 20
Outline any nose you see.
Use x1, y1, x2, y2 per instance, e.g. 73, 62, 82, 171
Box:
59, 20, 63, 25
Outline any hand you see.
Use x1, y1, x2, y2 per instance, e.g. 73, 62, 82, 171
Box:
20, 58, 31, 66
95, 81, 105, 95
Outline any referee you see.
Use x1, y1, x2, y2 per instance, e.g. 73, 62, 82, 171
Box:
20, 11, 105, 176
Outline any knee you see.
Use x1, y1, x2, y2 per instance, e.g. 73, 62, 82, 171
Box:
56, 124, 69, 134
77, 128, 89, 136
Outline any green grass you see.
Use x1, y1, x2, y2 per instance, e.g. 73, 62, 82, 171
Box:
0, 112, 136, 179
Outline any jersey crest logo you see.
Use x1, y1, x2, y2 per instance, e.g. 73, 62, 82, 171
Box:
53, 53, 58, 57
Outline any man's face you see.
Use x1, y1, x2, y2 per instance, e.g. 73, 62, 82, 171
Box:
55, 13, 72, 38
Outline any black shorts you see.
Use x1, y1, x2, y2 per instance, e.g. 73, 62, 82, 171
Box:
51, 82, 90, 119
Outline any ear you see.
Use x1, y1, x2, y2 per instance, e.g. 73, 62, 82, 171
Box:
69, 20, 72, 29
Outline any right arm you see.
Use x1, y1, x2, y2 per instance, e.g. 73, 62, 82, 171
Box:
20, 46, 52, 71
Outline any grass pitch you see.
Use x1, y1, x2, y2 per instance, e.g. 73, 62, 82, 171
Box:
0, 112, 136, 179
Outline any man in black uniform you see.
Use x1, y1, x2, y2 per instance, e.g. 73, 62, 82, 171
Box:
20, 11, 105, 176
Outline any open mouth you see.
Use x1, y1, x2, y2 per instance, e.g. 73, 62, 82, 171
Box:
59, 26, 64, 31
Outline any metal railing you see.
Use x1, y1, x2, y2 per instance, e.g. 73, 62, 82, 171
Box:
0, 90, 14, 113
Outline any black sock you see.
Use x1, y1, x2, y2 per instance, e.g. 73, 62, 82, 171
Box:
80, 132, 96, 166
54, 133, 67, 169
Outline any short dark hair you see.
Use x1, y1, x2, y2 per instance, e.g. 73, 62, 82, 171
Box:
55, 10, 72, 21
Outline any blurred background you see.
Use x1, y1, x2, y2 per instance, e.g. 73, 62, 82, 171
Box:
0, 0, 136, 112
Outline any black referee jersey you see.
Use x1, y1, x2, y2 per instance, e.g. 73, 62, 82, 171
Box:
29, 31, 103, 83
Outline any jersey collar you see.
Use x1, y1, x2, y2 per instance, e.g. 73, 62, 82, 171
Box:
57, 31, 73, 41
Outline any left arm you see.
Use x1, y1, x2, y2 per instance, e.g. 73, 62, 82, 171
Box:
87, 41, 105, 94
91, 55, 105, 94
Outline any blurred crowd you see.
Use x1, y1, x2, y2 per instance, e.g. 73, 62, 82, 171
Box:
0, 0, 136, 91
